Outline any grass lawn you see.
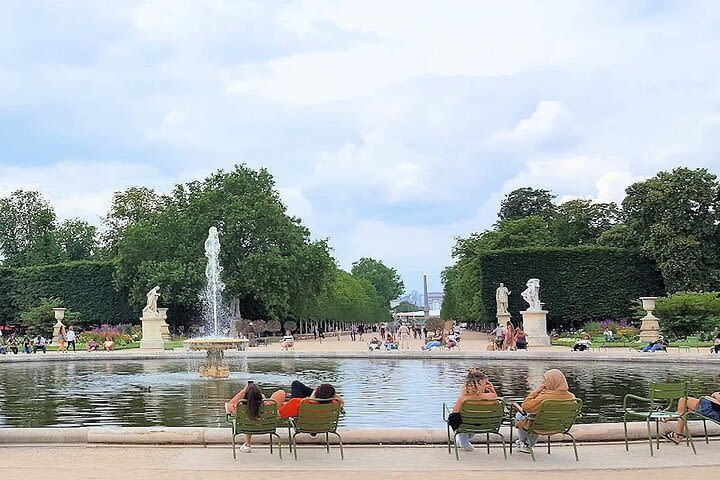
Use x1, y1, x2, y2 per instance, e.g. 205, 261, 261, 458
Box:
552, 335, 713, 348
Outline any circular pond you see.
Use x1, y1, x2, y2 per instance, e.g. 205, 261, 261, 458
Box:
0, 358, 717, 428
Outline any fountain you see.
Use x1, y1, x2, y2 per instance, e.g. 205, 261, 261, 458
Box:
184, 227, 248, 378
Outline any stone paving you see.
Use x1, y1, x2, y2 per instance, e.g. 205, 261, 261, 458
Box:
0, 442, 718, 479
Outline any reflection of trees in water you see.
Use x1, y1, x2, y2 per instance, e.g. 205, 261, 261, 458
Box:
3, 359, 720, 428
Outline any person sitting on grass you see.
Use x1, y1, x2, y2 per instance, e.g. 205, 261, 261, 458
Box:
280, 331, 295, 351
446, 332, 458, 349
103, 337, 114, 351
421, 331, 444, 351
368, 336, 382, 351
514, 369, 576, 454
449, 368, 498, 451
87, 339, 99, 352
663, 391, 720, 444
572, 333, 592, 352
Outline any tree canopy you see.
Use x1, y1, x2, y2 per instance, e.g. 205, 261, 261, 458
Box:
350, 257, 404, 305
498, 187, 556, 221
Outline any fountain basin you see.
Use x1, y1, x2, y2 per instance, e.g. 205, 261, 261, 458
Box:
184, 338, 248, 378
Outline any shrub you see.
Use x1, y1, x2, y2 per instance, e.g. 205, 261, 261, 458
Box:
80, 324, 134, 346
654, 292, 720, 339
19, 297, 80, 337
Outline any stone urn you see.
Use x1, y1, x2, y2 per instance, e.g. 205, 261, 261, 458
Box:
52, 308, 66, 344
638, 297, 660, 342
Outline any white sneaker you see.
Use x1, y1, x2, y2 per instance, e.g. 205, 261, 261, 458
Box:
514, 440, 524, 449
517, 443, 531, 454
462, 444, 474, 452
239, 443, 252, 453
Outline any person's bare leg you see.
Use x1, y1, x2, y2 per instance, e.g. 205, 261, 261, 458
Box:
676, 397, 700, 435
244, 434, 252, 446
271, 389, 286, 406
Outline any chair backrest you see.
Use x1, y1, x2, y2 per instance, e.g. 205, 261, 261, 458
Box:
295, 398, 342, 433
457, 399, 504, 434
649, 382, 687, 409
234, 399, 280, 434
527, 399, 582, 436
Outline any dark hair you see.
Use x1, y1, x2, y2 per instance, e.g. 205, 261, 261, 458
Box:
244, 383, 264, 420
315, 383, 336, 400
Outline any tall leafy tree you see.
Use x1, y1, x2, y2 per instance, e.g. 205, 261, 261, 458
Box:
350, 257, 404, 305
552, 199, 621, 246
498, 187, 556, 221
392, 301, 421, 313
0, 190, 60, 267
454, 216, 555, 257
114, 165, 335, 322
623, 167, 720, 292
57, 218, 98, 261
102, 187, 164, 256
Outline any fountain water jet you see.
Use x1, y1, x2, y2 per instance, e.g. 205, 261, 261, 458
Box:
184, 227, 247, 378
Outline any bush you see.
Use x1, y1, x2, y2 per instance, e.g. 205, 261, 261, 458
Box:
19, 297, 80, 337
472, 247, 665, 330
654, 292, 720, 339
80, 324, 135, 346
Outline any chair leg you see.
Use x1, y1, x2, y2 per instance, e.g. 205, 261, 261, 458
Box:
269, 433, 273, 454
528, 442, 536, 462
655, 419, 660, 449
703, 419, 709, 444
646, 419, 654, 457
447, 424, 452, 454
495, 433, 507, 460
293, 433, 299, 460
454, 434, 460, 461
325, 432, 330, 453
509, 423, 514, 454
288, 425, 293, 452
274, 433, 283, 460
486, 433, 490, 454
232, 432, 236, 460
567, 433, 579, 462
547, 435, 551, 454
623, 418, 629, 451
333, 432, 344, 460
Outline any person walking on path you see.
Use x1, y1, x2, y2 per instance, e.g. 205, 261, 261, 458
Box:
397, 324, 411, 349
350, 324, 357, 342
66, 327, 77, 352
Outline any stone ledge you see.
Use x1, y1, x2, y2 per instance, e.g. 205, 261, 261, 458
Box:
1, 422, 717, 445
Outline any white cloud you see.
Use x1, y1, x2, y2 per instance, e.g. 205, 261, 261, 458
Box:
487, 101, 573, 149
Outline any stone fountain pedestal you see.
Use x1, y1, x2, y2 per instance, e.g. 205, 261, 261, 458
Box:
638, 297, 661, 343
184, 338, 249, 378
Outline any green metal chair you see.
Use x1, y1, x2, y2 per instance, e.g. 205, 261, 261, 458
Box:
443, 399, 507, 460
511, 398, 583, 462
623, 382, 689, 456
229, 398, 284, 459
289, 397, 344, 460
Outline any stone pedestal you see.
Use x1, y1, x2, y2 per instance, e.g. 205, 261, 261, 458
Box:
158, 308, 171, 341
496, 312, 511, 327
520, 310, 551, 346
638, 297, 661, 343
140, 313, 165, 350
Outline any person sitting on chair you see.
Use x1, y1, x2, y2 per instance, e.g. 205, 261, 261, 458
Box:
449, 368, 498, 451
368, 337, 382, 351
281, 331, 295, 351
663, 391, 720, 444
384, 333, 397, 350
514, 369, 576, 454
572, 334, 591, 352
421, 331, 444, 351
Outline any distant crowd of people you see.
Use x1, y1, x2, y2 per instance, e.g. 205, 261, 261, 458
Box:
0, 326, 115, 354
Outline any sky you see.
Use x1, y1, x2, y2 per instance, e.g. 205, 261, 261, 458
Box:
1, 1, 720, 293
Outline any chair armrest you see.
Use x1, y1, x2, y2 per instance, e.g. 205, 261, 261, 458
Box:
442, 403, 451, 422
623, 394, 653, 409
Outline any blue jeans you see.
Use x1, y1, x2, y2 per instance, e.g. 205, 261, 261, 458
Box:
455, 433, 475, 448
515, 412, 538, 446
423, 341, 441, 350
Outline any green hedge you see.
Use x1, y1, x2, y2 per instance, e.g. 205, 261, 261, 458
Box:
5, 261, 134, 327
475, 247, 665, 330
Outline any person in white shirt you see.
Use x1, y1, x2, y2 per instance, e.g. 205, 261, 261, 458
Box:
397, 324, 411, 349
32, 335, 46, 353
66, 327, 77, 352
281, 331, 294, 350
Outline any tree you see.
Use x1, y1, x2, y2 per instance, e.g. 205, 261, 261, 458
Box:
57, 218, 98, 261
623, 168, 720, 292
350, 257, 404, 305
304, 269, 389, 323
552, 199, 621, 246
0, 190, 60, 267
19, 297, 80, 337
101, 187, 164, 256
114, 165, 335, 323
498, 187, 556, 221
453, 217, 555, 258
392, 301, 421, 313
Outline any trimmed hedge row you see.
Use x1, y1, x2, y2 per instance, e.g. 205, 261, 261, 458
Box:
1, 261, 134, 327
474, 247, 666, 330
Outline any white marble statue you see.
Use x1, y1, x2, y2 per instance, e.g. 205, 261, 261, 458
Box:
143, 286, 161, 316
495, 283, 511, 315
521, 278, 542, 311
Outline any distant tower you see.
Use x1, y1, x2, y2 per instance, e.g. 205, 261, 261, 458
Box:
423, 273, 430, 320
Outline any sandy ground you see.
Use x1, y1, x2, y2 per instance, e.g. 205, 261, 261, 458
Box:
1, 442, 718, 480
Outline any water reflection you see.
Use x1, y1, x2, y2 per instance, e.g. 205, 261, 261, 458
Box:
0, 359, 717, 428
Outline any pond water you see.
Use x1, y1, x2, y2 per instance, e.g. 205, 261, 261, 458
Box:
0, 358, 717, 428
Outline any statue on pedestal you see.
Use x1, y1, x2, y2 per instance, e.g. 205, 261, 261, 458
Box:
495, 283, 511, 315
143, 286, 161, 317
521, 278, 542, 311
